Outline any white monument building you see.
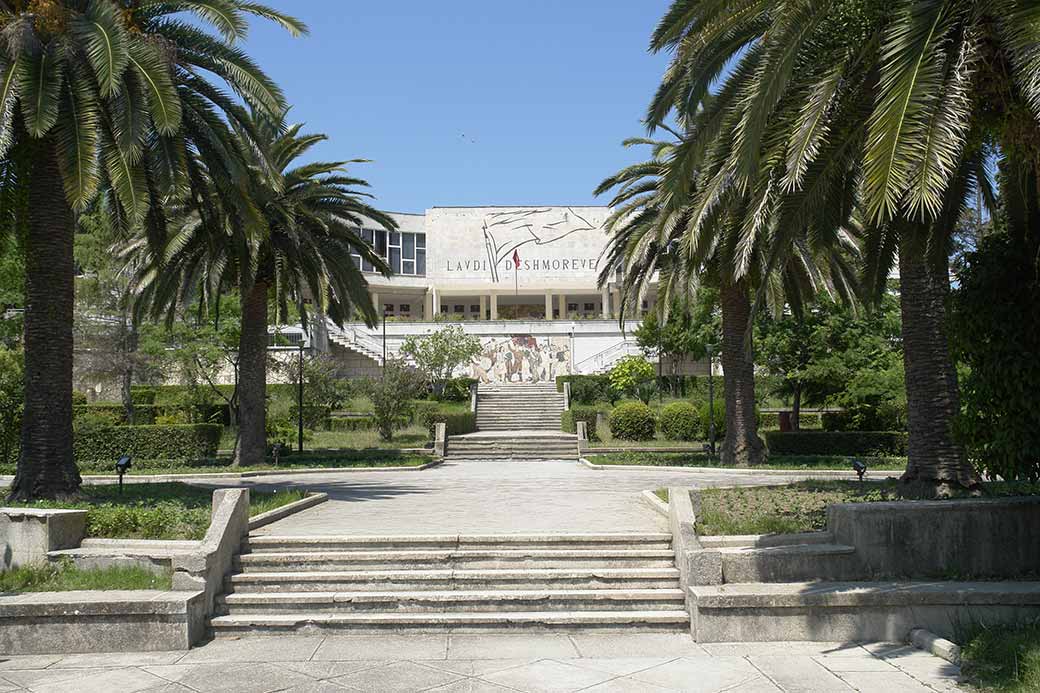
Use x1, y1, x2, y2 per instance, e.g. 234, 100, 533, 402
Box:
319, 206, 705, 383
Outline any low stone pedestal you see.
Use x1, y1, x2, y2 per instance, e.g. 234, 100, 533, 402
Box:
1, 508, 87, 570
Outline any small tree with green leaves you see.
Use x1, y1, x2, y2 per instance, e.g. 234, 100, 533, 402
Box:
400, 325, 481, 397
608, 355, 655, 403
364, 359, 427, 441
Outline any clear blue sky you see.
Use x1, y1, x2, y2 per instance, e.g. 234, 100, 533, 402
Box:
244, 1, 674, 214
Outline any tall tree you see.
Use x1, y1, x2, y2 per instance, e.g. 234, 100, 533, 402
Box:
133, 113, 394, 466
0, 0, 305, 500
643, 0, 1040, 491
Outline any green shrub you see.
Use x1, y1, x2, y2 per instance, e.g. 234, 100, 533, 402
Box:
562, 406, 602, 441
699, 401, 725, 441
765, 431, 908, 456
437, 377, 478, 402
74, 424, 222, 469
129, 387, 158, 405
608, 402, 656, 441
329, 415, 407, 431
72, 390, 89, 405
822, 408, 905, 432
659, 401, 699, 441
289, 404, 332, 430
557, 375, 615, 404
418, 405, 476, 437
608, 356, 655, 399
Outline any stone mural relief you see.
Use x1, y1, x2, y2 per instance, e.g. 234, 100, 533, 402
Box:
471, 335, 572, 383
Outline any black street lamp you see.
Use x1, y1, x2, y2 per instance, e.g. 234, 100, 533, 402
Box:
297, 342, 304, 453
382, 306, 388, 370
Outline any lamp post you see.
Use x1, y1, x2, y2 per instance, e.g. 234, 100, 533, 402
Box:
381, 306, 387, 370
297, 342, 304, 453
706, 343, 716, 458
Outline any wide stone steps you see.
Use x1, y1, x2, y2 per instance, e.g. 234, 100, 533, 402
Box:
218, 588, 685, 614
717, 543, 860, 583
245, 534, 672, 553
473, 384, 566, 436
209, 610, 690, 634
234, 548, 676, 572
446, 435, 579, 460
227, 567, 683, 593
216, 533, 686, 634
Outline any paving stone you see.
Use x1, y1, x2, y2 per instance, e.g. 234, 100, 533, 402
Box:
142, 684, 196, 693
811, 653, 899, 672
30, 667, 166, 693
568, 633, 708, 658
579, 678, 676, 692
833, 671, 940, 692
274, 682, 353, 693
174, 662, 317, 693
748, 655, 854, 692
482, 659, 615, 693
448, 635, 580, 660
700, 642, 867, 657
313, 635, 448, 661
627, 656, 762, 692
143, 665, 201, 684
0, 676, 22, 693
178, 636, 324, 663
419, 659, 534, 677
331, 661, 462, 693
423, 679, 521, 693
1, 667, 115, 689
279, 661, 385, 680
53, 651, 185, 669
565, 656, 676, 677
722, 678, 784, 693
0, 656, 62, 671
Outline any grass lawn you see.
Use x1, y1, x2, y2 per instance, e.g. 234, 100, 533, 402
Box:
0, 562, 172, 593
960, 623, 1040, 693
6, 483, 308, 540
588, 452, 907, 471
677, 480, 1040, 536
309, 424, 431, 450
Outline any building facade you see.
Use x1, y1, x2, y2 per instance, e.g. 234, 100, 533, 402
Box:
318, 206, 712, 384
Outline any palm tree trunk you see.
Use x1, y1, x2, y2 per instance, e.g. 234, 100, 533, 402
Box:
719, 278, 766, 466
234, 279, 269, 467
791, 382, 802, 431
8, 140, 81, 501
898, 231, 980, 491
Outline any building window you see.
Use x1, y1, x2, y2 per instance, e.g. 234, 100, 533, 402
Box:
453, 304, 465, 313
584, 303, 595, 311
399, 304, 411, 314
470, 305, 480, 313
440, 305, 448, 313
353, 229, 427, 277
567, 303, 578, 312
384, 303, 394, 315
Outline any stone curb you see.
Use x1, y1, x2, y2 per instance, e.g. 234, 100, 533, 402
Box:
910, 627, 962, 665
640, 489, 669, 518
0, 459, 446, 486
248, 492, 329, 531
580, 458, 855, 477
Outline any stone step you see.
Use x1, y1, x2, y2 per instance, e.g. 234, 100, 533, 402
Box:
209, 609, 690, 634
227, 567, 683, 593
235, 548, 677, 572
717, 543, 860, 583
699, 531, 835, 549
688, 581, 1040, 643
245, 534, 673, 553
218, 589, 686, 614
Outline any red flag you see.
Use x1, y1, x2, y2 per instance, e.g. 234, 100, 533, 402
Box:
512, 248, 521, 270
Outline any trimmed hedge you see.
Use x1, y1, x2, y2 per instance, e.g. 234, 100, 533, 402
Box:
420, 409, 476, 437
764, 431, 908, 457
435, 377, 479, 402
758, 412, 822, 430
562, 406, 603, 441
74, 424, 223, 470
659, 401, 699, 441
329, 415, 408, 431
556, 375, 615, 404
608, 402, 656, 441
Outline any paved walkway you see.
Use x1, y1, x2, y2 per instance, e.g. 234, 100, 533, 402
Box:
229, 459, 846, 535
0, 633, 965, 692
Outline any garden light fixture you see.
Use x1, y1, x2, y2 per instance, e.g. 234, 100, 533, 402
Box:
115, 455, 132, 494
852, 458, 867, 481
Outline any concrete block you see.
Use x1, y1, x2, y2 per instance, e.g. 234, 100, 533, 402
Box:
434, 422, 447, 458
686, 549, 723, 586
1, 508, 87, 570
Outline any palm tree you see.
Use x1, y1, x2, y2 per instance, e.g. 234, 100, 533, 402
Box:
134, 113, 394, 466
597, 130, 858, 466
0, 1, 305, 500
641, 0, 1038, 490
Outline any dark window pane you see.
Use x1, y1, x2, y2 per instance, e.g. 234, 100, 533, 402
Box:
362, 229, 374, 244
389, 231, 401, 246
376, 231, 387, 257
416, 249, 426, 276
584, 303, 595, 311
403, 259, 415, 275
568, 303, 578, 311
399, 304, 410, 313
350, 254, 360, 269
362, 258, 374, 273
416, 233, 426, 249
470, 305, 479, 313
454, 305, 464, 313
390, 247, 401, 273
403, 234, 415, 259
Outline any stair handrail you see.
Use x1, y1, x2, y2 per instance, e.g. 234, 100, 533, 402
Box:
574, 339, 643, 372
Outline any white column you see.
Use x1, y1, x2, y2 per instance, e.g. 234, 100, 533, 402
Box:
424, 291, 433, 320
432, 288, 440, 316
601, 287, 610, 319
545, 292, 553, 320
372, 292, 380, 316
490, 294, 498, 320
559, 294, 567, 320
612, 288, 621, 318
479, 295, 487, 320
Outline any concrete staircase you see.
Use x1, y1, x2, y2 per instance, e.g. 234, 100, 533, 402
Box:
210, 533, 688, 635
446, 431, 580, 460
701, 531, 863, 583
475, 383, 565, 432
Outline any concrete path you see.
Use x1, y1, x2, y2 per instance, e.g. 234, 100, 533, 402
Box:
225, 459, 849, 535
0, 634, 965, 692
